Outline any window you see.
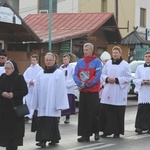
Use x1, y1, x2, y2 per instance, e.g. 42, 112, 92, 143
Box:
101, 0, 107, 12
57, 0, 66, 2
38, 0, 57, 13
0, 40, 4, 50
39, 10, 48, 14
6, 0, 19, 13
140, 8, 146, 27
72, 45, 83, 60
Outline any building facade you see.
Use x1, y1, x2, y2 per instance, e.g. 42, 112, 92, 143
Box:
7, 0, 150, 38
6, 0, 150, 38
5, 0, 19, 12
57, 0, 150, 61
5, 0, 150, 61
57, 0, 150, 38
19, 0, 38, 18
19, 0, 57, 18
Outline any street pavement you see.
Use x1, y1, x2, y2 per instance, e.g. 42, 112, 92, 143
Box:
127, 95, 137, 106
0, 95, 139, 150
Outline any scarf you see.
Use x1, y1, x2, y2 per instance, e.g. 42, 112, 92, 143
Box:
83, 55, 97, 63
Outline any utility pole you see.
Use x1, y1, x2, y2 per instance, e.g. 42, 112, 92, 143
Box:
49, 0, 52, 52
115, 0, 118, 24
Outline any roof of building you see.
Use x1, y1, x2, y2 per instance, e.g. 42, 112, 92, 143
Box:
121, 27, 150, 45
0, 1, 41, 42
24, 12, 121, 43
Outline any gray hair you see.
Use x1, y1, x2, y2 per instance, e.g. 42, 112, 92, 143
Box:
83, 43, 94, 50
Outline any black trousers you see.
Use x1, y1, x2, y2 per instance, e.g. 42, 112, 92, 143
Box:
78, 92, 100, 137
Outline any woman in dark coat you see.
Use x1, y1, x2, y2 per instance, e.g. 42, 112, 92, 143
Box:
0, 60, 28, 150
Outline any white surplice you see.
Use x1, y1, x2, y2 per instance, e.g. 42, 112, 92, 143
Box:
100, 60, 132, 106
23, 64, 43, 118
59, 63, 75, 94
133, 64, 150, 104
32, 69, 69, 117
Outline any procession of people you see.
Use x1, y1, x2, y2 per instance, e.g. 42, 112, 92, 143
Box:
0, 44, 149, 149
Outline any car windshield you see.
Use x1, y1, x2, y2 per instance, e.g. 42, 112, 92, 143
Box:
130, 61, 144, 73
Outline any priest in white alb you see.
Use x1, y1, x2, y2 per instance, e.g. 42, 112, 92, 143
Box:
133, 51, 150, 134
32, 52, 69, 148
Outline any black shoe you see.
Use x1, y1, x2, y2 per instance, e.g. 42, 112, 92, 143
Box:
36, 142, 46, 148
49, 140, 59, 146
64, 119, 70, 124
77, 136, 90, 142
94, 132, 100, 141
101, 133, 109, 138
24, 117, 29, 123
135, 128, 142, 134
113, 134, 120, 138
147, 129, 150, 133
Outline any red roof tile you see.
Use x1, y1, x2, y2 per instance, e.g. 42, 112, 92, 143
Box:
24, 12, 117, 43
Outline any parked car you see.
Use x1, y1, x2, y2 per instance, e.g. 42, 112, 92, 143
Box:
128, 60, 145, 94
70, 62, 79, 102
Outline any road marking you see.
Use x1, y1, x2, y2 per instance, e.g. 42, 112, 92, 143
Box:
126, 134, 150, 140
66, 143, 115, 150
82, 144, 116, 150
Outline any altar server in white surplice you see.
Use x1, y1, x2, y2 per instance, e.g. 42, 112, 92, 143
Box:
23, 54, 42, 121
133, 51, 150, 134
32, 52, 69, 148
99, 46, 131, 138
59, 54, 76, 124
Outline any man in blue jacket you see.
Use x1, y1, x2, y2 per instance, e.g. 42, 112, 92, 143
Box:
73, 43, 102, 142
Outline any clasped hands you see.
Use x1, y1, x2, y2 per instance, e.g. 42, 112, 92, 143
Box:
29, 80, 34, 85
2, 92, 13, 99
107, 77, 116, 84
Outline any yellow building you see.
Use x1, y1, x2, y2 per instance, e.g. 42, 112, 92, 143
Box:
78, 0, 135, 38
58, 0, 150, 38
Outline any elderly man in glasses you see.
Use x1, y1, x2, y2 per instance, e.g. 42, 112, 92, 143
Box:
0, 49, 7, 76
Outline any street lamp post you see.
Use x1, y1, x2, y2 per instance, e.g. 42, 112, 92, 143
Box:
49, 0, 52, 52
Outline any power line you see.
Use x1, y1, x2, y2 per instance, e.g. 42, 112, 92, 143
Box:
19, 0, 91, 14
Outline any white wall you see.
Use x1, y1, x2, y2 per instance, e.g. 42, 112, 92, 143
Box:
57, 0, 78, 13
135, 0, 150, 33
19, 0, 38, 18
